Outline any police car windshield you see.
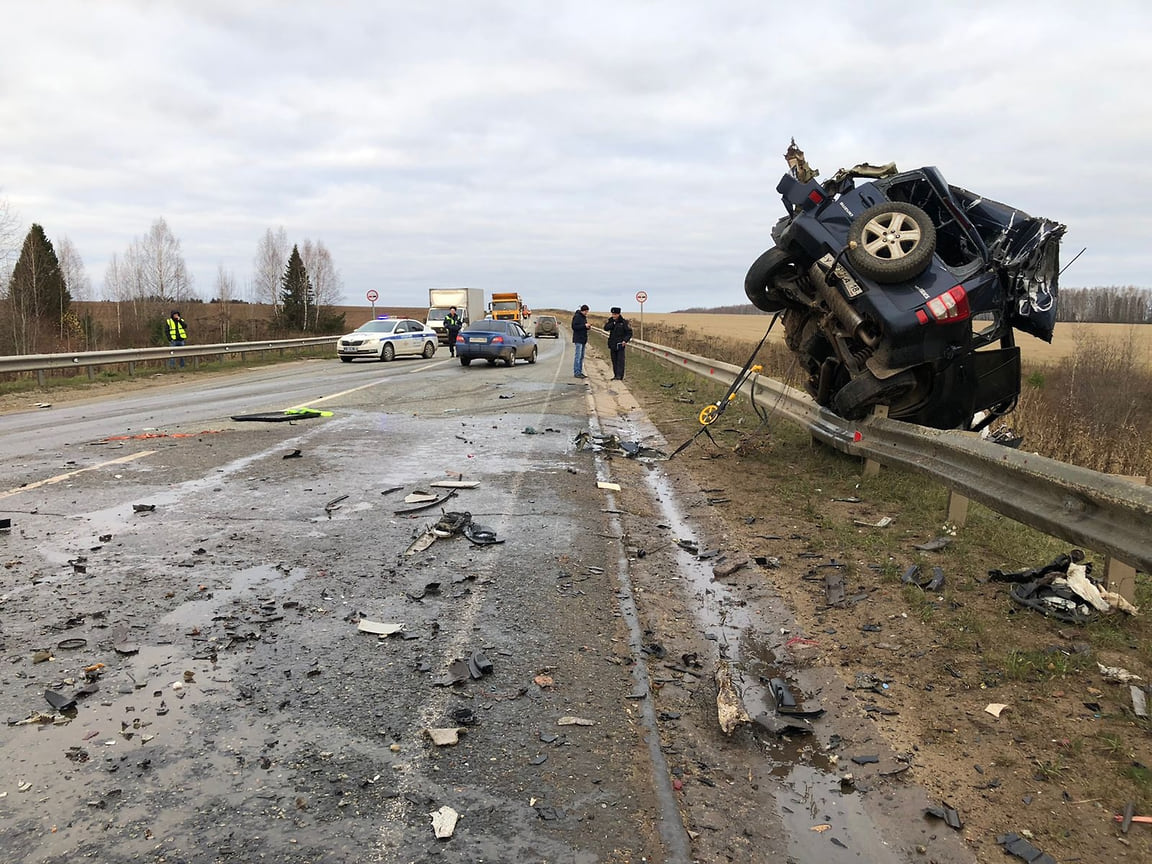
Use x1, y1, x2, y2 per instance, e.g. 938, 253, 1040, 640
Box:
355, 320, 399, 333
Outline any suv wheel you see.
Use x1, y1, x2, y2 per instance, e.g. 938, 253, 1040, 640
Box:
847, 202, 936, 284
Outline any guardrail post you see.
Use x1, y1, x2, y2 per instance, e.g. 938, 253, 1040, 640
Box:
863, 405, 888, 477
193, 356, 199, 370
1105, 473, 1147, 604
946, 490, 970, 527
36, 369, 45, 387
128, 361, 135, 377
86, 366, 95, 381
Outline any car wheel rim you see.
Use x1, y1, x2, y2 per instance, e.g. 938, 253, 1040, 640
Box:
861, 212, 922, 260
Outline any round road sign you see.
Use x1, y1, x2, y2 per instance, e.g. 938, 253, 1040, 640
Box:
366, 290, 379, 303
635, 291, 648, 304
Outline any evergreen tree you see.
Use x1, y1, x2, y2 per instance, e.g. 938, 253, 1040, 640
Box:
7, 224, 70, 353
279, 244, 313, 330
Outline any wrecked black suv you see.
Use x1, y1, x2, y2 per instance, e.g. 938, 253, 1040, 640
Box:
745, 142, 1066, 431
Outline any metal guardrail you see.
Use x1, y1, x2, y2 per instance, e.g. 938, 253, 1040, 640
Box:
0, 337, 337, 385
631, 338, 1152, 574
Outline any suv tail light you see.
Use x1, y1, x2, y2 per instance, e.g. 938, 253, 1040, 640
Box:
922, 285, 970, 324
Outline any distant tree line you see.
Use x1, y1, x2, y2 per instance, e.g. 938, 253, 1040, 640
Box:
0, 192, 346, 355
1056, 287, 1152, 323
675, 287, 1152, 324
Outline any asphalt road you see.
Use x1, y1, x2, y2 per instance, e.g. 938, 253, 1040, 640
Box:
0, 337, 974, 863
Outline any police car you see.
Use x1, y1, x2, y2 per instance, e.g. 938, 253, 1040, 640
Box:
337, 317, 439, 363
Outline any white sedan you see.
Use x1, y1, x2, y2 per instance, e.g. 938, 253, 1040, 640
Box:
337, 318, 438, 363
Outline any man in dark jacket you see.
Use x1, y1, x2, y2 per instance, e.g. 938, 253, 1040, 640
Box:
443, 306, 463, 356
604, 307, 632, 380
571, 304, 589, 378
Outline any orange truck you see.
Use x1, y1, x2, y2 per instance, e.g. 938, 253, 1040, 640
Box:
489, 292, 526, 322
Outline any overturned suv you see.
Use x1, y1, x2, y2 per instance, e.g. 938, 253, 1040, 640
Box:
745, 142, 1066, 431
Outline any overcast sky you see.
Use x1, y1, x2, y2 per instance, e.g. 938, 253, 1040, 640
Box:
2, 0, 1149, 313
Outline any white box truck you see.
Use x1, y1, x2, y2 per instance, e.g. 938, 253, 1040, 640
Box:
427, 288, 485, 345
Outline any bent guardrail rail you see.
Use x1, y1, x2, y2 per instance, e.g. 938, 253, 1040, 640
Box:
0, 337, 337, 385
631, 338, 1152, 574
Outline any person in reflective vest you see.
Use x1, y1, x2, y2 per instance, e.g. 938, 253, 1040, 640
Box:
443, 307, 463, 356
166, 310, 188, 368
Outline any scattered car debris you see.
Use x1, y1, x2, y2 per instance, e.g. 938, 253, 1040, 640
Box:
575, 431, 667, 460
851, 754, 879, 765
984, 703, 1009, 718
463, 520, 503, 546
754, 556, 781, 569
854, 516, 894, 528
712, 554, 749, 579
394, 490, 457, 515
283, 449, 302, 459
557, 716, 595, 727
902, 564, 945, 591
407, 582, 441, 600
231, 408, 333, 422
324, 494, 348, 515
429, 480, 479, 489
1099, 663, 1142, 684
924, 802, 964, 830
424, 727, 464, 746
1132, 686, 1149, 718
404, 491, 439, 504
357, 620, 405, 637
913, 536, 951, 552
767, 677, 825, 719
405, 529, 438, 556
996, 832, 1057, 864
824, 569, 846, 607
999, 552, 1138, 623
430, 805, 459, 839
715, 660, 750, 734
596, 481, 621, 492
56, 638, 87, 650
44, 690, 77, 712
0, 517, 11, 532
132, 503, 156, 513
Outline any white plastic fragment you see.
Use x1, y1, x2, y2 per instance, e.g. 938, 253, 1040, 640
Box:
430, 805, 458, 839
596, 481, 621, 491
429, 480, 480, 489
357, 620, 405, 637
853, 516, 894, 528
984, 703, 1009, 718
715, 660, 750, 734
425, 727, 464, 746
1099, 663, 1143, 684
404, 491, 438, 504
557, 716, 595, 726
1131, 686, 1148, 718
1064, 564, 1111, 612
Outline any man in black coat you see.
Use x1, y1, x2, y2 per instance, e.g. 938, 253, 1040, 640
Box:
604, 307, 633, 380
571, 304, 589, 378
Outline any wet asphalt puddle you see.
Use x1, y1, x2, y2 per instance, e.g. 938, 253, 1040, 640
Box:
588, 396, 974, 864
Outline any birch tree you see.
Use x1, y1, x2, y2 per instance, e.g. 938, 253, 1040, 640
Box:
214, 263, 237, 341
300, 239, 344, 330
252, 227, 289, 308
139, 217, 193, 303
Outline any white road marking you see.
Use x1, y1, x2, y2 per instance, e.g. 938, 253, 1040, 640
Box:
287, 359, 444, 409
0, 450, 156, 500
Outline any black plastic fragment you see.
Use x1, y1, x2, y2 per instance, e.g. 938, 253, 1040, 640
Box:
996, 832, 1058, 864
44, 690, 77, 712
851, 754, 879, 765
924, 802, 963, 829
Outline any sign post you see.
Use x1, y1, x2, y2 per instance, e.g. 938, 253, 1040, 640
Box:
635, 291, 648, 341
366, 289, 379, 318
